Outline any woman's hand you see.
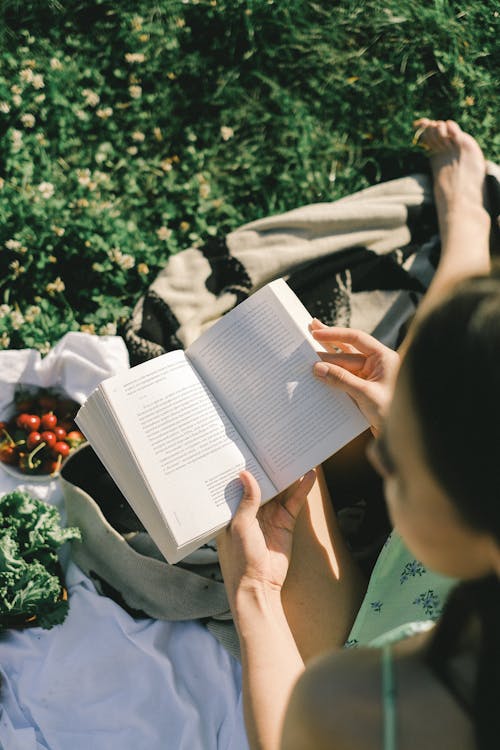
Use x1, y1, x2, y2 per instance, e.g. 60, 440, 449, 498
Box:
311, 320, 400, 434
217, 469, 316, 615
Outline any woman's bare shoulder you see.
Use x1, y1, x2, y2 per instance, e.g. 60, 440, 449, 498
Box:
281, 647, 383, 750
281, 638, 475, 750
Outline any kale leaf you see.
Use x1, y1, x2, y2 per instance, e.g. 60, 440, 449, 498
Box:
0, 490, 80, 630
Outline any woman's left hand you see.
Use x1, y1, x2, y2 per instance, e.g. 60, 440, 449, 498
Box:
217, 469, 316, 612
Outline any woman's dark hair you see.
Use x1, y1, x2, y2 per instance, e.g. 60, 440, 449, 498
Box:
404, 272, 500, 542
404, 272, 500, 749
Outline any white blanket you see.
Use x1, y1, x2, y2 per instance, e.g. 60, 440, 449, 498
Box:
0, 334, 248, 750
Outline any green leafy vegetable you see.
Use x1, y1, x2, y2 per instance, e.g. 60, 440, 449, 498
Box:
0, 490, 81, 630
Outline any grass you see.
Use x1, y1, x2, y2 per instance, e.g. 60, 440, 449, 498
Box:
0, 0, 498, 351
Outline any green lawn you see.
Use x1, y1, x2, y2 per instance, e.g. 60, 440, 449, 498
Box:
1, 0, 498, 351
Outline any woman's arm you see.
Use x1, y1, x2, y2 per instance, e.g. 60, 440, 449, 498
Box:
217, 470, 316, 750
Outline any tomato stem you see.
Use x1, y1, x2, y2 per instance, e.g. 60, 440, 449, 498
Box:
28, 441, 47, 469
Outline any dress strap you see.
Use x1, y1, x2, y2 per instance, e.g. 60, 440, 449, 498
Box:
382, 645, 397, 750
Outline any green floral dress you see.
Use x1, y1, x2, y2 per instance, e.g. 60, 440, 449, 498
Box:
345, 531, 457, 648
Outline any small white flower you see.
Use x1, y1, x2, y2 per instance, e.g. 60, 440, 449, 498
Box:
10, 310, 24, 330
99, 322, 117, 336
50, 57, 63, 70
109, 247, 135, 270
35, 93, 45, 104
82, 88, 100, 107
96, 107, 113, 119
5, 239, 22, 250
20, 68, 34, 83
77, 168, 92, 186
0, 102, 10, 114
129, 85, 142, 99
125, 52, 146, 63
24, 305, 41, 323
12, 94, 22, 108
31, 74, 45, 90
126, 146, 138, 156
120, 254, 135, 270
45, 276, 65, 295
38, 181, 55, 199
156, 226, 172, 241
0, 332, 10, 349
220, 125, 234, 141
20, 113, 35, 128
0, 177, 5, 190
0, 304, 12, 318
132, 131, 145, 142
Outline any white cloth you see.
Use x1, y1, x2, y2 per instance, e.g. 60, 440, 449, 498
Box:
0, 334, 248, 750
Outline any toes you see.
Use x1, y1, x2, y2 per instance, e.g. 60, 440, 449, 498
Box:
437, 120, 449, 142
423, 120, 443, 151
445, 120, 462, 141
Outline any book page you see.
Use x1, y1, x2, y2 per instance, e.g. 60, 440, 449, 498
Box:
99, 351, 276, 547
187, 280, 368, 489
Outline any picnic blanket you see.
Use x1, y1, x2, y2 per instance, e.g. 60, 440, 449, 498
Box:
125, 173, 433, 363
125, 167, 500, 365
0, 334, 248, 750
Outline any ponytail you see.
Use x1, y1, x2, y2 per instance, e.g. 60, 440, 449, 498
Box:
425, 575, 500, 750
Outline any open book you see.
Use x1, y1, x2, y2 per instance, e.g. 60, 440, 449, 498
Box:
76, 279, 368, 563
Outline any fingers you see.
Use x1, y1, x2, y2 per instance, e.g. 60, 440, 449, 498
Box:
312, 325, 387, 356
314, 360, 370, 401
281, 470, 316, 519
235, 470, 262, 520
318, 350, 366, 373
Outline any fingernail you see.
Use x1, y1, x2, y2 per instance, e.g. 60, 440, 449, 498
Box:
314, 362, 329, 378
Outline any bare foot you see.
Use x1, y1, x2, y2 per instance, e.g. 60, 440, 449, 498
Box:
413, 118, 490, 252
414, 117, 486, 210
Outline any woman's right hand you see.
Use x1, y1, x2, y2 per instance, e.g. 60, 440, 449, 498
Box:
311, 320, 400, 434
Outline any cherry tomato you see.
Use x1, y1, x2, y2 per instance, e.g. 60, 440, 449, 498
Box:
40, 412, 57, 430
66, 430, 85, 447
27, 432, 43, 450
53, 441, 70, 457
0, 444, 18, 465
16, 413, 31, 429
54, 426, 67, 440
24, 414, 41, 433
40, 431, 56, 449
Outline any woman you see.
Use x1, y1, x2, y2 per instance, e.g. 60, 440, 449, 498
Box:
217, 119, 498, 749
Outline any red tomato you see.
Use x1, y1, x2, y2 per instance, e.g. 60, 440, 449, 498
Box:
54, 426, 67, 440
27, 432, 43, 450
16, 413, 31, 429
53, 441, 70, 457
24, 415, 41, 433
40, 431, 57, 449
66, 430, 85, 447
0, 444, 17, 465
40, 412, 58, 430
